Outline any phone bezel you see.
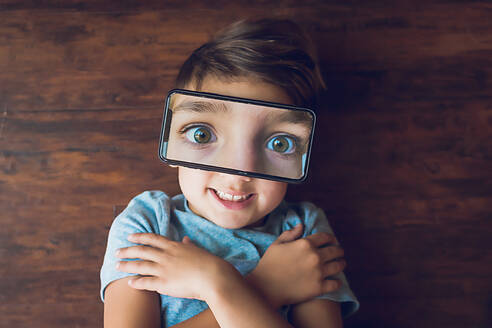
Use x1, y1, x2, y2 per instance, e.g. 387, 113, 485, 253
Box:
158, 89, 316, 184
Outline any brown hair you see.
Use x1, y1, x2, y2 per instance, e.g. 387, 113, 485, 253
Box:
175, 18, 325, 109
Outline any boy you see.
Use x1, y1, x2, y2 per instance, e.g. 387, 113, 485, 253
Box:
101, 18, 359, 328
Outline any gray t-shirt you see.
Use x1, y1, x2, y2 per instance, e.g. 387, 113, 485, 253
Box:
100, 191, 359, 327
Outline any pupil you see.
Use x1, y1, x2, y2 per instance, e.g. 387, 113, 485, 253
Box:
194, 128, 210, 143
273, 137, 288, 152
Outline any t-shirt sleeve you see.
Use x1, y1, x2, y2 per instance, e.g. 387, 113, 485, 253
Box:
298, 202, 360, 318
99, 191, 170, 302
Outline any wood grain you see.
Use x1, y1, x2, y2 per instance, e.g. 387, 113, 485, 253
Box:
1, 1, 491, 327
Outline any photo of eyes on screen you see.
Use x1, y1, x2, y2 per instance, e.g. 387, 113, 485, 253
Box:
158, 90, 316, 182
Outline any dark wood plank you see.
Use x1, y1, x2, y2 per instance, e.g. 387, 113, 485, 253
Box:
1, 4, 491, 111
0, 302, 102, 327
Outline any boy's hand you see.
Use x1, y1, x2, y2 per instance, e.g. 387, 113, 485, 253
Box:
116, 233, 236, 301
250, 224, 346, 308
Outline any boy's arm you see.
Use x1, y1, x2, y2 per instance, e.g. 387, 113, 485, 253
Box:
170, 226, 345, 328
104, 277, 161, 328
103, 280, 343, 328
117, 233, 293, 328
201, 265, 293, 328
102, 274, 289, 328
170, 282, 343, 328
168, 272, 284, 328
289, 299, 343, 328
107, 227, 345, 328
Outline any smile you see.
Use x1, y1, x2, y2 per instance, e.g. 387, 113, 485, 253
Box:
209, 188, 256, 210
214, 189, 253, 202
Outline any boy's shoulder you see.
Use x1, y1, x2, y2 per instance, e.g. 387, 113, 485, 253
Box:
124, 190, 186, 213
120, 190, 169, 221
278, 199, 326, 220
268, 200, 330, 235
112, 190, 185, 233
127, 190, 171, 206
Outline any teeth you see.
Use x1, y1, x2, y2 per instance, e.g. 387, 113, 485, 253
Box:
215, 190, 249, 202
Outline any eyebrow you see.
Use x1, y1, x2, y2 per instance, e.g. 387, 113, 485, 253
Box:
173, 99, 312, 129
172, 100, 230, 113
265, 109, 313, 129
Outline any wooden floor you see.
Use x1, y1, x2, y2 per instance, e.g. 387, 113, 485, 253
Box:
1, 1, 491, 327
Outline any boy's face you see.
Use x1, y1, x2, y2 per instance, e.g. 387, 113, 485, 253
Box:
178, 77, 291, 229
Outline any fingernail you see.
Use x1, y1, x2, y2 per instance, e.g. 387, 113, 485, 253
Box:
116, 262, 121, 270
115, 249, 120, 256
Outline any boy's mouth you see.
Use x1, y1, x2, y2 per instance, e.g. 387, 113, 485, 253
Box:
213, 189, 254, 202
209, 188, 255, 210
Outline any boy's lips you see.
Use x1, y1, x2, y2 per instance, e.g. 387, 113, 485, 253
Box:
209, 188, 256, 210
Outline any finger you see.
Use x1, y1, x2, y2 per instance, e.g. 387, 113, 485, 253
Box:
304, 232, 337, 248
128, 275, 164, 292
318, 245, 345, 262
274, 224, 304, 244
182, 236, 193, 244
116, 245, 163, 262
322, 258, 346, 277
116, 260, 161, 277
322, 279, 342, 293
128, 233, 172, 248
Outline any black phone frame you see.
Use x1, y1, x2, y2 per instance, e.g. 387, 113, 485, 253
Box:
158, 89, 316, 184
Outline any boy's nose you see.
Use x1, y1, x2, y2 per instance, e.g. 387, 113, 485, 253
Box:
217, 171, 252, 182
233, 150, 257, 173
220, 139, 262, 174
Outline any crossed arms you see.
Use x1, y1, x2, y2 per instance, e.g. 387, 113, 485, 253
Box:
104, 224, 346, 328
